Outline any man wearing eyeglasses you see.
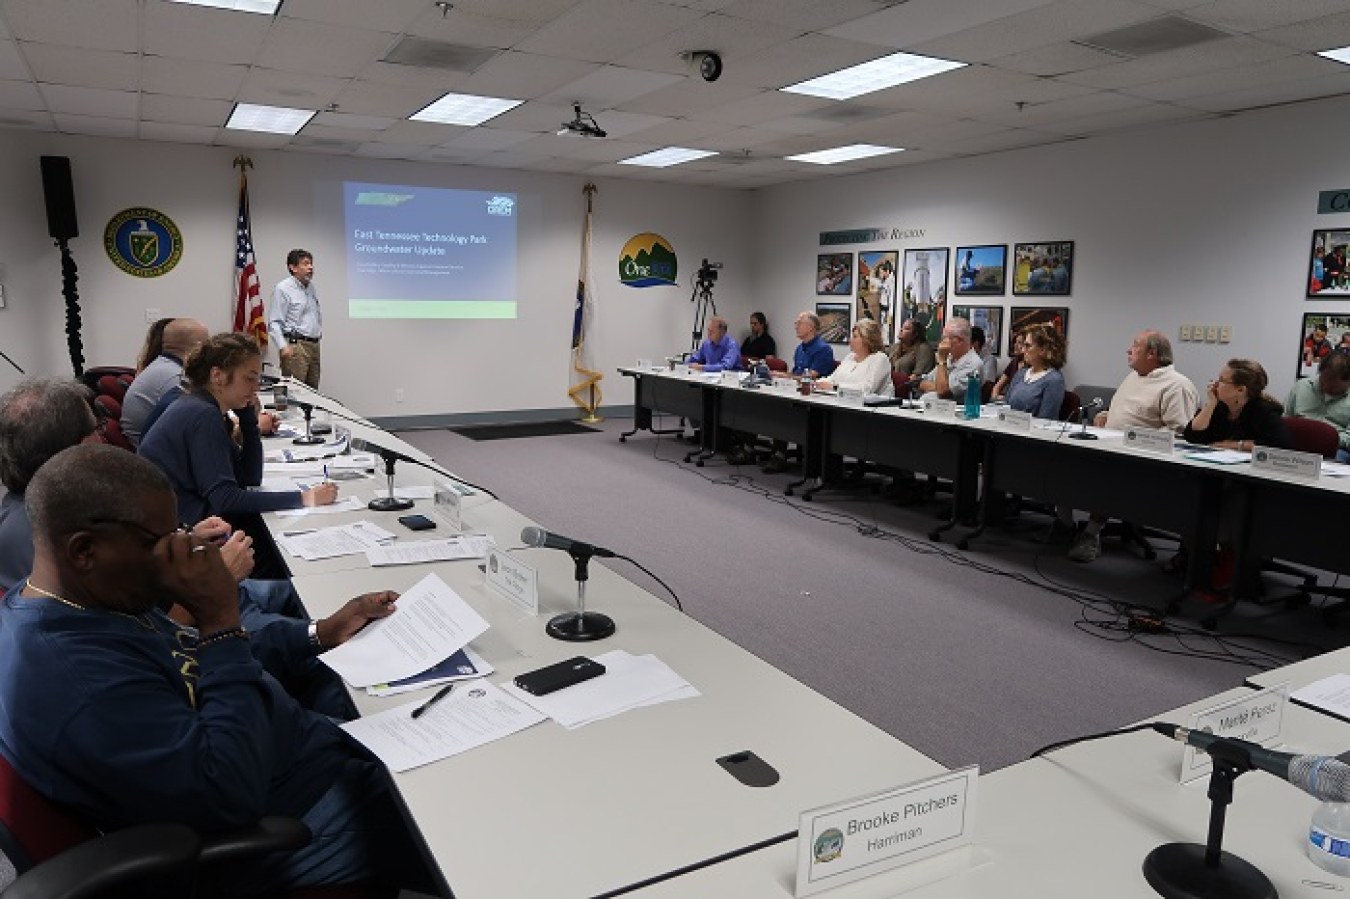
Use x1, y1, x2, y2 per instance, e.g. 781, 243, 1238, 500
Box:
0, 445, 429, 894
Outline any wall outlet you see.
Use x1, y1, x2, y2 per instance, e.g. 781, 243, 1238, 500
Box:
1205, 325, 1219, 343
1178, 324, 1192, 341
1218, 325, 1232, 344
395, 388, 405, 403
144, 307, 161, 323
1188, 324, 1203, 342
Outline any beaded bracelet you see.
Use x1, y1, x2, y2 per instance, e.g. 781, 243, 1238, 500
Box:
198, 626, 249, 648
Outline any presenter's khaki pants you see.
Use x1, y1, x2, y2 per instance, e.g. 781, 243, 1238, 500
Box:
282, 340, 321, 388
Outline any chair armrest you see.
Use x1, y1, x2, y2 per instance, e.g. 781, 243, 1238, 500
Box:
1, 823, 199, 899
198, 816, 311, 867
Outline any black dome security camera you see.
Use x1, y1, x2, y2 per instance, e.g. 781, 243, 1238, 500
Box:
695, 51, 722, 82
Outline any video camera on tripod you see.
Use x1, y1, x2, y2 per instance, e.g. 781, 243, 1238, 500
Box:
689, 259, 724, 353
696, 259, 722, 292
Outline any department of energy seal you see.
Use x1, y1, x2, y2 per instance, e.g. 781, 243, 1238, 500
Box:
104, 207, 183, 278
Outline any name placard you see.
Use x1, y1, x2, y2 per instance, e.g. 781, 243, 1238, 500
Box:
924, 398, 956, 417
720, 370, 742, 387
433, 480, 462, 531
837, 387, 865, 407
1251, 446, 1321, 481
674, 364, 691, 376
795, 767, 978, 897
997, 408, 1032, 430
1180, 683, 1289, 784
1122, 426, 1175, 455
484, 550, 539, 617
636, 358, 653, 370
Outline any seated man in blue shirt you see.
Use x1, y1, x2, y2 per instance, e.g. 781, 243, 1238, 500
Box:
762, 312, 839, 472
687, 316, 742, 372
0, 445, 430, 895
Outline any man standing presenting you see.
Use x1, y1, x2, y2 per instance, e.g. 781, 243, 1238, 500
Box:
687, 316, 741, 372
268, 249, 323, 388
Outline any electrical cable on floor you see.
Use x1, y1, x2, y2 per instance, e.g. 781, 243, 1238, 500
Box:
636, 409, 1326, 671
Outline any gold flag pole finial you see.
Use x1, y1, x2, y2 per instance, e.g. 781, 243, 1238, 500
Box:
232, 155, 253, 173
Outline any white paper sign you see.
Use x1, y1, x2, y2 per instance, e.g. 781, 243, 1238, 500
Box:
720, 370, 742, 387
434, 480, 462, 531
1292, 674, 1350, 720
636, 358, 652, 369
795, 766, 978, 898
837, 387, 865, 407
484, 549, 539, 617
1251, 446, 1321, 480
1181, 683, 1289, 783
997, 408, 1033, 430
1122, 426, 1175, 455
925, 398, 956, 417
674, 364, 691, 376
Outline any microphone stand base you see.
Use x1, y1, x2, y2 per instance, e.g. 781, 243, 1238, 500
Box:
1142, 843, 1275, 899
546, 611, 616, 642
1067, 432, 1098, 440
368, 496, 415, 512
292, 435, 325, 445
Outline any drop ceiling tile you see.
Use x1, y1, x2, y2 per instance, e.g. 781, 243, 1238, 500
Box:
215, 129, 294, 150
511, 133, 656, 161
1179, 70, 1350, 111
1184, 0, 1350, 34
459, 52, 597, 99
690, 90, 833, 126
357, 61, 471, 91
725, 0, 913, 32
609, 13, 800, 76
753, 114, 846, 136
332, 79, 449, 117
0, 39, 26, 80
580, 109, 673, 137
862, 65, 1039, 113
514, 0, 707, 63
255, 17, 399, 79
22, 42, 137, 90
925, 127, 1077, 155
1254, 12, 1350, 53
287, 137, 360, 154
143, 2, 272, 65
278, 0, 430, 31
906, 0, 1163, 63
694, 126, 793, 151
615, 79, 761, 116
1058, 34, 1295, 88
0, 0, 137, 52
142, 94, 234, 127
1138, 0, 1213, 9
39, 83, 136, 118
0, 108, 53, 128
513, 155, 597, 172
369, 118, 466, 144
972, 89, 1151, 126
139, 121, 219, 144
1037, 100, 1212, 134
481, 100, 575, 132
717, 33, 890, 89
0, 78, 42, 109
142, 56, 249, 101
441, 127, 541, 150
623, 117, 738, 143
540, 65, 685, 108
989, 41, 1129, 77
354, 142, 425, 159
312, 111, 397, 131
52, 112, 135, 137
825, 0, 1060, 48
1122, 52, 1344, 100
238, 68, 347, 108
403, 6, 559, 50
299, 123, 386, 143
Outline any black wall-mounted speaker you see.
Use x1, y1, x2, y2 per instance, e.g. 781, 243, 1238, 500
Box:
39, 155, 78, 241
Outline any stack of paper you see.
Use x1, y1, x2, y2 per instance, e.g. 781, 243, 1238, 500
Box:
277, 521, 396, 560
365, 534, 497, 566
318, 572, 490, 688
501, 650, 699, 729
275, 497, 364, 517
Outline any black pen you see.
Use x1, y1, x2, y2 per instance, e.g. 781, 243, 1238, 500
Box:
411, 684, 454, 719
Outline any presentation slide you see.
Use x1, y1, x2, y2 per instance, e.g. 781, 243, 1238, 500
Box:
343, 182, 518, 319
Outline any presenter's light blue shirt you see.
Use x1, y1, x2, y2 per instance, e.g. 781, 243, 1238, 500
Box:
268, 276, 322, 348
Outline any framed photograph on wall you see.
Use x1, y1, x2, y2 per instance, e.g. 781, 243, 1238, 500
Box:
816, 252, 853, 296
816, 302, 852, 345
955, 245, 1007, 296
1009, 306, 1069, 356
901, 247, 950, 345
1297, 312, 1350, 379
953, 305, 1003, 358
1012, 241, 1073, 296
856, 250, 898, 343
1307, 230, 1350, 298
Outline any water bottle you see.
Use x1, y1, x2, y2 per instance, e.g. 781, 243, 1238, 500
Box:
1310, 801, 1350, 876
964, 372, 981, 419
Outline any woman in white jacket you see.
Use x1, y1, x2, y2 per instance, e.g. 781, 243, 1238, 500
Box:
818, 319, 894, 397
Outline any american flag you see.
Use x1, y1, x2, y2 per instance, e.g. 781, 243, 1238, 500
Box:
233, 173, 267, 345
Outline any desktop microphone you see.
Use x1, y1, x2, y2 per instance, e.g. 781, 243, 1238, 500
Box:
1067, 397, 1104, 440
1154, 723, 1350, 801
520, 526, 616, 559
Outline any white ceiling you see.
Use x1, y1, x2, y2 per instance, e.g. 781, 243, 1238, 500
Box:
1, 0, 1349, 189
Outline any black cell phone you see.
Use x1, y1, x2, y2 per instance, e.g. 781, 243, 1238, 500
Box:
513, 657, 605, 696
397, 514, 437, 531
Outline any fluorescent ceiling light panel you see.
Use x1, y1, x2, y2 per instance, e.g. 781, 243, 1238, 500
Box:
781, 52, 966, 101
169, 0, 281, 13
1318, 46, 1350, 66
410, 92, 522, 126
619, 147, 718, 167
786, 144, 904, 165
226, 103, 315, 135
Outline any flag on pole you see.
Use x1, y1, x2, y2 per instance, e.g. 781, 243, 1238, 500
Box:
232, 157, 267, 346
568, 183, 603, 419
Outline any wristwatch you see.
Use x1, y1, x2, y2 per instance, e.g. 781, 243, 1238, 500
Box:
308, 620, 322, 649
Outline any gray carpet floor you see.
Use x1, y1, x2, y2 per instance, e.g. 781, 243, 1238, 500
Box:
396, 417, 1346, 772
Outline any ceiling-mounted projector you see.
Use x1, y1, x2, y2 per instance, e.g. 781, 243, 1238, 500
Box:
558, 103, 607, 138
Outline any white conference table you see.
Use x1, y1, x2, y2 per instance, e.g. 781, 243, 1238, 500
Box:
1248, 646, 1350, 695
268, 381, 947, 898
631, 687, 1350, 898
